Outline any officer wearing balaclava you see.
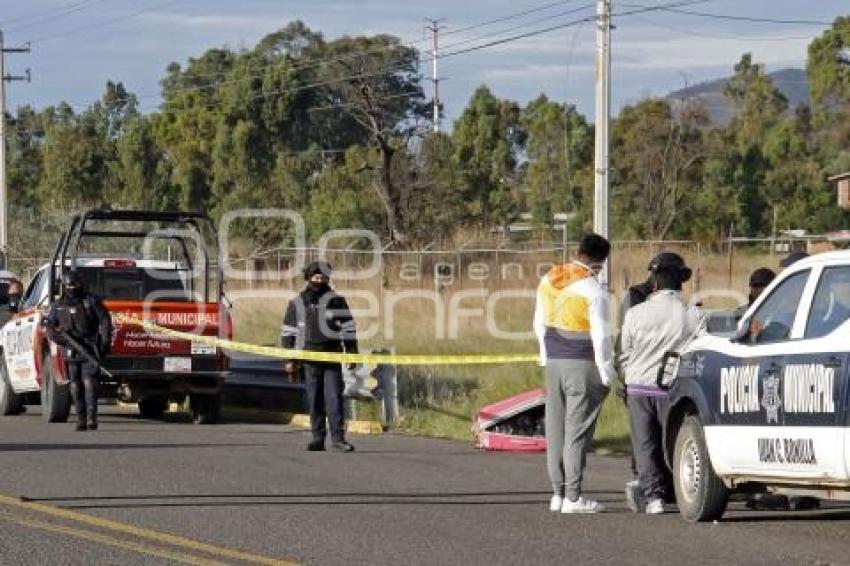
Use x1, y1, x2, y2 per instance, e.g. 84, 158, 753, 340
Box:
281, 262, 358, 452
45, 270, 112, 431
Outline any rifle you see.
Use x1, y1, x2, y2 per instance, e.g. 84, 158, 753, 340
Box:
43, 319, 114, 379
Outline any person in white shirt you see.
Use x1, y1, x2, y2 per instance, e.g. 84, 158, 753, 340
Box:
534, 234, 615, 514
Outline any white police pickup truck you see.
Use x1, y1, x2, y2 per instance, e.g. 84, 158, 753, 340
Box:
663, 251, 850, 521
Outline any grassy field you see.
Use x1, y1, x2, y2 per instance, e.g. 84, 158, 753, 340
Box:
228, 248, 793, 452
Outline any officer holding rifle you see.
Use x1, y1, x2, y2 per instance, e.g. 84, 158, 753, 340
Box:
44, 271, 112, 431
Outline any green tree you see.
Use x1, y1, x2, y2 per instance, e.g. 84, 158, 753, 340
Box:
452, 86, 524, 228
807, 17, 850, 112
522, 95, 593, 235
313, 33, 428, 242
611, 98, 707, 239
724, 53, 788, 147
115, 116, 177, 209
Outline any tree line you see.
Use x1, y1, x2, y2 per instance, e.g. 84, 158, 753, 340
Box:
5, 18, 850, 251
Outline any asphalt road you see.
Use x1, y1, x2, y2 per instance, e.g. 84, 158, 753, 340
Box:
1, 407, 849, 566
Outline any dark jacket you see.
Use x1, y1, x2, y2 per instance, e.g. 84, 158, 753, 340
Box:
281, 287, 358, 355
45, 293, 112, 361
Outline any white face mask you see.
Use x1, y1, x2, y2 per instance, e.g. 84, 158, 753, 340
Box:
587, 263, 606, 280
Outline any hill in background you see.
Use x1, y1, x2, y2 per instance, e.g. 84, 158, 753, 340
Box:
666, 68, 809, 124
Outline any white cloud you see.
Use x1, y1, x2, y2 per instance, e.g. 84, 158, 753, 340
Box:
141, 12, 281, 33
613, 35, 814, 70
482, 63, 594, 80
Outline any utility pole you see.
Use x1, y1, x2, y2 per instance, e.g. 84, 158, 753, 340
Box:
593, 0, 611, 282
0, 30, 31, 257
425, 18, 444, 133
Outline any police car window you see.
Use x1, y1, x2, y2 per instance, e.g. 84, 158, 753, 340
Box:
805, 266, 850, 339
77, 267, 190, 301
749, 269, 810, 344
21, 270, 47, 309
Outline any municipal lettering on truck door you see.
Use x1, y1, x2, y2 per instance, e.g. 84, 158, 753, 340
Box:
704, 269, 813, 476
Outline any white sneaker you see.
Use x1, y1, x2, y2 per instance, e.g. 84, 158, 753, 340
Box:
625, 480, 646, 513
549, 494, 564, 512
561, 496, 605, 514
645, 498, 665, 515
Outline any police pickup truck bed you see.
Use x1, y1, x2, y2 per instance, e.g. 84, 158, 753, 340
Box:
0, 209, 230, 424
663, 251, 850, 521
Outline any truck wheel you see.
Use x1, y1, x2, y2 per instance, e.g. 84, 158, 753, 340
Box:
40, 355, 71, 423
673, 415, 728, 522
190, 393, 221, 425
0, 358, 23, 416
138, 396, 168, 419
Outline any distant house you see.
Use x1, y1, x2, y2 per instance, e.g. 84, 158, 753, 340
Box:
829, 172, 850, 210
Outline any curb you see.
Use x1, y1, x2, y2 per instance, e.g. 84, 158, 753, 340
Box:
289, 413, 384, 435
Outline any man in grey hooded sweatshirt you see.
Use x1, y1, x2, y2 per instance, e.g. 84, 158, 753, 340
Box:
619, 252, 705, 514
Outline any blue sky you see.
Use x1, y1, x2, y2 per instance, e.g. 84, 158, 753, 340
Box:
1, 0, 847, 124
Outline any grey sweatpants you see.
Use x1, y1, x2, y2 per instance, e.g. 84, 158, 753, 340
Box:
545, 358, 608, 501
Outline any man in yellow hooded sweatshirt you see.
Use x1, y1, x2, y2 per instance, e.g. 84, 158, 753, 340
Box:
534, 233, 616, 514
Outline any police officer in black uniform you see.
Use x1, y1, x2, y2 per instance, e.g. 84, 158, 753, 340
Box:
281, 262, 358, 452
45, 271, 112, 431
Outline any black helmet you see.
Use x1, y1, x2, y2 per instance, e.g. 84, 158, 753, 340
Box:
303, 261, 332, 280
749, 267, 776, 288
648, 252, 692, 283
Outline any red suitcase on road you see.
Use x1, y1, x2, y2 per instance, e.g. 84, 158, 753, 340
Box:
472, 388, 546, 452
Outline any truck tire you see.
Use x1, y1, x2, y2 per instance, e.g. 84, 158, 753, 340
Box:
0, 358, 23, 416
138, 396, 168, 419
190, 393, 221, 425
40, 355, 71, 423
673, 415, 728, 522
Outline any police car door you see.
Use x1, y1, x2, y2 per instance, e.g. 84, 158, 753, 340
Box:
3, 268, 47, 391
775, 264, 850, 481
712, 269, 811, 475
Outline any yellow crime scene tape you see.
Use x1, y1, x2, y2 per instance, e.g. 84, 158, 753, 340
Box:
116, 314, 540, 366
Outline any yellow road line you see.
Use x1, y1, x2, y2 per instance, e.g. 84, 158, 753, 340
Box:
0, 510, 228, 566
0, 494, 297, 566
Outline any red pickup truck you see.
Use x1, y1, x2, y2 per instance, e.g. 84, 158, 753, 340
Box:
0, 209, 230, 424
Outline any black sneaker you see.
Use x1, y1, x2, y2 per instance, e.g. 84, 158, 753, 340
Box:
75, 422, 87, 432
331, 441, 355, 453
306, 439, 325, 451
88, 421, 98, 431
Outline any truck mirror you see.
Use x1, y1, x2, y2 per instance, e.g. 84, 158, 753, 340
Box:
731, 318, 750, 343
656, 351, 681, 390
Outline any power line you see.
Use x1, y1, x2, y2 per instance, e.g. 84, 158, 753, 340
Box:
139, 6, 595, 106
630, 14, 817, 42
27, 0, 186, 44
43, 3, 597, 108
438, 4, 595, 53
443, 0, 585, 37
26, 0, 708, 117
149, 1, 591, 85
436, 0, 710, 60
2, 0, 110, 32
624, 6, 833, 26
